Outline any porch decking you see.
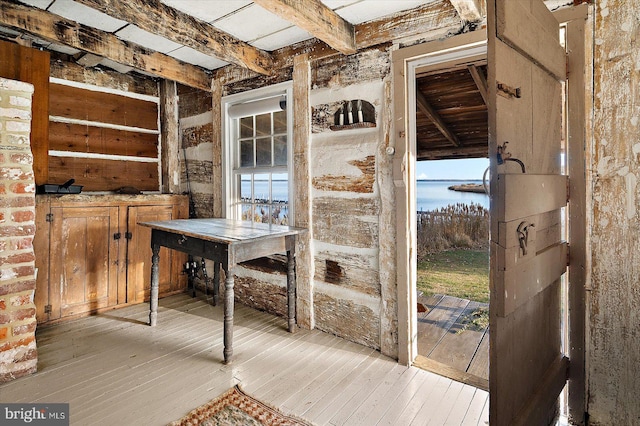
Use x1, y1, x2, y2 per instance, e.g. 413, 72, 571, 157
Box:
416, 294, 489, 390
0, 293, 489, 425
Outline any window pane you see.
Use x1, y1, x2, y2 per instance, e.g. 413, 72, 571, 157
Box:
240, 139, 253, 167
274, 136, 287, 166
239, 174, 252, 202
272, 173, 288, 203
255, 113, 271, 137
274, 110, 286, 133
256, 137, 272, 167
241, 204, 255, 222
254, 174, 270, 203
256, 204, 271, 223
272, 204, 289, 225
240, 116, 253, 138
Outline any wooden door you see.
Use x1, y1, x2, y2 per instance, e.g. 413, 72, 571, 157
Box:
49, 206, 119, 319
34, 199, 51, 323
488, 1, 569, 424
127, 205, 184, 303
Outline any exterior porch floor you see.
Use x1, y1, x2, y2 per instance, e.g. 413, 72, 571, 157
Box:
416, 294, 489, 391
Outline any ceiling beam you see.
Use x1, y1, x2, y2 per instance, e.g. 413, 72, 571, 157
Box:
262, 1, 462, 74
254, 0, 356, 55
0, 1, 211, 91
449, 0, 485, 22
417, 144, 488, 160
416, 89, 461, 148
74, 0, 274, 76
355, 1, 462, 49
467, 64, 488, 104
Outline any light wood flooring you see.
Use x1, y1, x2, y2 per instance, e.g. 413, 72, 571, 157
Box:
0, 294, 489, 425
416, 294, 489, 391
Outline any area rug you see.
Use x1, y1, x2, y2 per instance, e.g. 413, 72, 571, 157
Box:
168, 385, 315, 426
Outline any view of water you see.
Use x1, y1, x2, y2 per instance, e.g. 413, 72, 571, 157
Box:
417, 180, 489, 212
242, 179, 288, 202
244, 179, 489, 212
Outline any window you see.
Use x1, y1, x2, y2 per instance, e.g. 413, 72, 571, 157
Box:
223, 82, 293, 225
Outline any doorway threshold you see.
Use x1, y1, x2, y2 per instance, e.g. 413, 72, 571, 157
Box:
415, 293, 489, 391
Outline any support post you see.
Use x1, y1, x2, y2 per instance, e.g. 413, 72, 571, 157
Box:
292, 53, 314, 329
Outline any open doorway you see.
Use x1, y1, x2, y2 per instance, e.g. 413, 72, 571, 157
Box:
410, 60, 490, 389
414, 159, 489, 389
392, 3, 589, 423
391, 30, 488, 369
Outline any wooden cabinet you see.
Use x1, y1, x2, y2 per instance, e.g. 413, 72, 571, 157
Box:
35, 195, 188, 324
50, 206, 119, 320
127, 205, 184, 303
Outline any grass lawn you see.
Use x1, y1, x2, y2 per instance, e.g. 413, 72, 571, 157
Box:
417, 249, 489, 303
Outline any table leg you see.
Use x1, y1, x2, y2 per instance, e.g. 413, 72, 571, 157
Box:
149, 243, 160, 326
223, 265, 234, 363
213, 262, 220, 306
287, 249, 296, 333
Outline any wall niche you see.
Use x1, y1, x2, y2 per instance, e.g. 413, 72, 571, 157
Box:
330, 99, 376, 130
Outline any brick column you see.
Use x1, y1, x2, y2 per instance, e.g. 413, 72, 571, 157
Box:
0, 77, 37, 382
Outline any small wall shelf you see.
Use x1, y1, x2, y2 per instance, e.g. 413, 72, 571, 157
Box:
330, 99, 376, 131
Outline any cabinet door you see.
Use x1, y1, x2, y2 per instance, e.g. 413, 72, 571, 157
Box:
34, 199, 51, 323
49, 206, 119, 319
127, 205, 185, 303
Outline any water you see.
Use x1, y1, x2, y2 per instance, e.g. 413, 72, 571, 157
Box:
245, 179, 489, 212
242, 179, 288, 202
417, 180, 489, 212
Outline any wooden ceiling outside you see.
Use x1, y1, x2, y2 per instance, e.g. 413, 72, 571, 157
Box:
416, 64, 488, 160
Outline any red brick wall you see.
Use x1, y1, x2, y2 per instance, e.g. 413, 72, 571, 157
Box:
0, 77, 37, 382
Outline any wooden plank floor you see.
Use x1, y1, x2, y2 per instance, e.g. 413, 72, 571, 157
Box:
0, 294, 489, 425
416, 294, 489, 390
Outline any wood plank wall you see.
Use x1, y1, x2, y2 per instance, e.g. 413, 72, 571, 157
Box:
0, 39, 50, 185
48, 81, 160, 192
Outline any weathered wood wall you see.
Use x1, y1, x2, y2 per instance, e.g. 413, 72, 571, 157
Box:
588, 2, 640, 424
177, 84, 215, 218
215, 47, 396, 353
309, 49, 392, 350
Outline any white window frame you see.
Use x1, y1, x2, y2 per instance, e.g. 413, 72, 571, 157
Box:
222, 81, 294, 222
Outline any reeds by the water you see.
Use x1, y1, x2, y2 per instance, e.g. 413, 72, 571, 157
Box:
417, 202, 489, 258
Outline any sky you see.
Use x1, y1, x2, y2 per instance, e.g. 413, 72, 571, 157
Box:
416, 158, 489, 180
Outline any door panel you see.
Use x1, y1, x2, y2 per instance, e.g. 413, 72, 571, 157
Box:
34, 200, 51, 323
488, 0, 568, 424
127, 205, 180, 303
496, 0, 566, 81
49, 206, 119, 318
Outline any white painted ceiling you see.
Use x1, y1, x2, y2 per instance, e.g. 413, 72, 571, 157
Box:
6, 0, 573, 76
14, 0, 432, 72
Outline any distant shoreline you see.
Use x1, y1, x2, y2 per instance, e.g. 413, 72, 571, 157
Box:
448, 183, 486, 194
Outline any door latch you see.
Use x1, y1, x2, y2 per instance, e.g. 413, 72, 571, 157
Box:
517, 221, 535, 256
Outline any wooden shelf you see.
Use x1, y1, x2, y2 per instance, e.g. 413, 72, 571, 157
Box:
329, 122, 376, 131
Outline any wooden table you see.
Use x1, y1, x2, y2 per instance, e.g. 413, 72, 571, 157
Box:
139, 218, 306, 363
